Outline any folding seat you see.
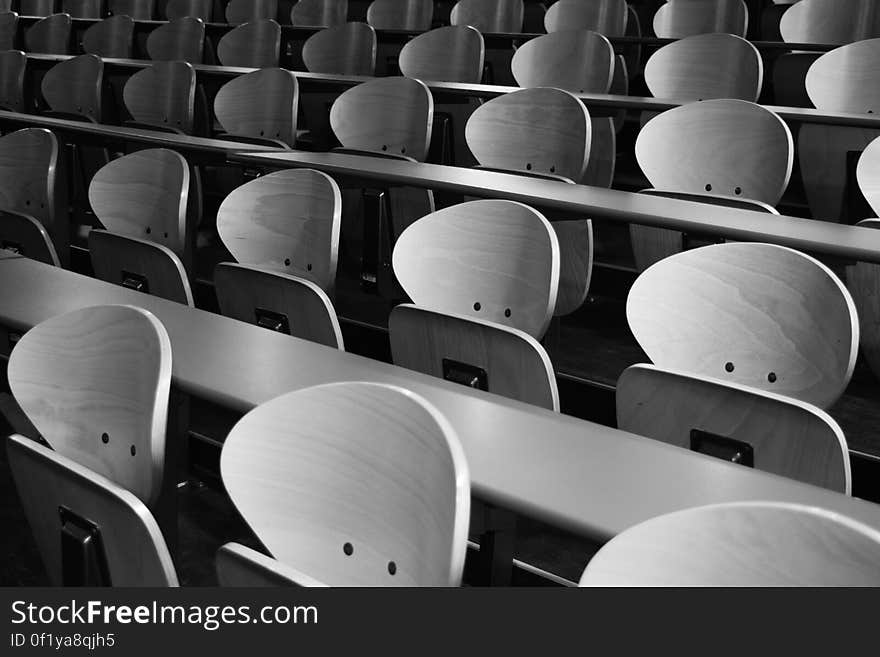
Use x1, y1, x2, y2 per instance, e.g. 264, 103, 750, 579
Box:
216, 18, 281, 67
290, 0, 348, 27
109, 0, 155, 19
653, 0, 748, 38
217, 382, 470, 586
145, 15, 204, 63
82, 14, 134, 58
301, 21, 376, 75
449, 0, 523, 33
365, 0, 432, 30
25, 12, 71, 54
225, 0, 277, 25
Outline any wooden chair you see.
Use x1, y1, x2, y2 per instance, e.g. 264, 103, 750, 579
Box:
653, 0, 748, 38
0, 11, 18, 51
0, 128, 67, 266
544, 0, 627, 35
109, 0, 154, 19
225, 0, 276, 25
627, 242, 858, 409
644, 33, 763, 102
580, 502, 880, 586
799, 39, 880, 223
164, 0, 211, 21
399, 25, 483, 83
145, 16, 204, 63
617, 364, 850, 492
780, 0, 880, 44
217, 18, 280, 67
291, 0, 347, 27
214, 68, 298, 147
122, 61, 196, 134
82, 14, 134, 58
41, 53, 103, 122
366, 0, 432, 31
61, 0, 103, 18
391, 200, 560, 410
301, 21, 376, 76
219, 381, 470, 587
20, 0, 56, 16
0, 49, 26, 111
449, 0, 523, 33
25, 12, 71, 54
632, 99, 793, 269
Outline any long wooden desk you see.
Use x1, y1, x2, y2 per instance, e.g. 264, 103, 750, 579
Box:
228, 150, 880, 264
2, 251, 880, 541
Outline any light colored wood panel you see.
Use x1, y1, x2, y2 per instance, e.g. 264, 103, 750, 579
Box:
544, 0, 627, 36
366, 0, 432, 30
226, 0, 277, 25
216, 168, 340, 290
780, 0, 880, 45
122, 60, 195, 133
109, 0, 155, 20
145, 16, 204, 63
635, 99, 792, 206
806, 39, 880, 112
393, 199, 559, 338
89, 229, 194, 306
25, 12, 71, 54
220, 381, 470, 587
88, 148, 190, 260
617, 364, 850, 492
645, 33, 762, 102
330, 76, 433, 161
653, 0, 748, 38
0, 208, 59, 266
8, 305, 172, 505
215, 68, 297, 147
511, 30, 614, 94
450, 0, 523, 33
217, 19, 280, 68
552, 220, 592, 317
41, 53, 103, 121
390, 304, 558, 410
857, 136, 880, 217
61, 0, 102, 18
291, 0, 348, 27
215, 262, 343, 349
0, 12, 18, 51
217, 542, 326, 587
8, 435, 178, 586
0, 49, 26, 111
399, 25, 483, 84
627, 242, 859, 408
580, 501, 880, 586
302, 21, 376, 76
165, 0, 211, 20
83, 14, 134, 58
845, 219, 880, 383
466, 87, 590, 182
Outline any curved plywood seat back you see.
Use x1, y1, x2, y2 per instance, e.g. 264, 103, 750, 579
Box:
399, 26, 484, 84
109, 0, 155, 20
857, 139, 880, 216
450, 0, 523, 33
0, 12, 19, 51
215, 68, 298, 147
466, 87, 591, 181
217, 19, 281, 67
512, 31, 613, 94
20, 0, 55, 16
0, 49, 26, 111
617, 365, 850, 492
806, 39, 880, 113
635, 99, 793, 205
41, 53, 103, 121
544, 0, 627, 35
366, 0, 432, 30
645, 33, 763, 102
165, 0, 212, 20
580, 502, 880, 586
627, 242, 859, 408
88, 148, 189, 259
83, 14, 134, 58
61, 0, 103, 18
221, 382, 470, 587
780, 0, 880, 44
845, 219, 880, 383
291, 0, 348, 27
389, 304, 559, 410
146, 16, 204, 63
0, 209, 60, 265
226, 0, 277, 25
8, 436, 178, 586
393, 200, 559, 338
26, 13, 71, 54
330, 77, 433, 161
302, 21, 376, 76
7, 305, 172, 506
653, 0, 748, 38
214, 263, 344, 349
123, 61, 196, 133
216, 168, 341, 291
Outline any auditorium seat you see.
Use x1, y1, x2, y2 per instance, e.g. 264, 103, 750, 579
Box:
145, 16, 205, 63
218, 381, 470, 587
41, 53, 103, 122
6, 305, 178, 586
122, 60, 196, 134
579, 503, 880, 586
780, 0, 880, 44
290, 0, 348, 27
20, 0, 56, 17
225, 0, 277, 25
165, 0, 212, 21
652, 0, 748, 38
25, 12, 71, 54
82, 14, 135, 58
0, 12, 18, 51
301, 21, 376, 75
0, 49, 26, 111
216, 19, 281, 68
214, 68, 298, 147
449, 0, 524, 33
109, 0, 154, 20
631, 99, 792, 269
366, 0, 432, 31
399, 25, 484, 83
544, 0, 627, 35
61, 0, 103, 18
390, 200, 560, 410
0, 209, 59, 265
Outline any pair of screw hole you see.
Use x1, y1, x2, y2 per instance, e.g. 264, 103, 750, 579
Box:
704, 184, 743, 195
472, 303, 511, 318
342, 543, 396, 575
724, 363, 777, 383
100, 433, 137, 456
